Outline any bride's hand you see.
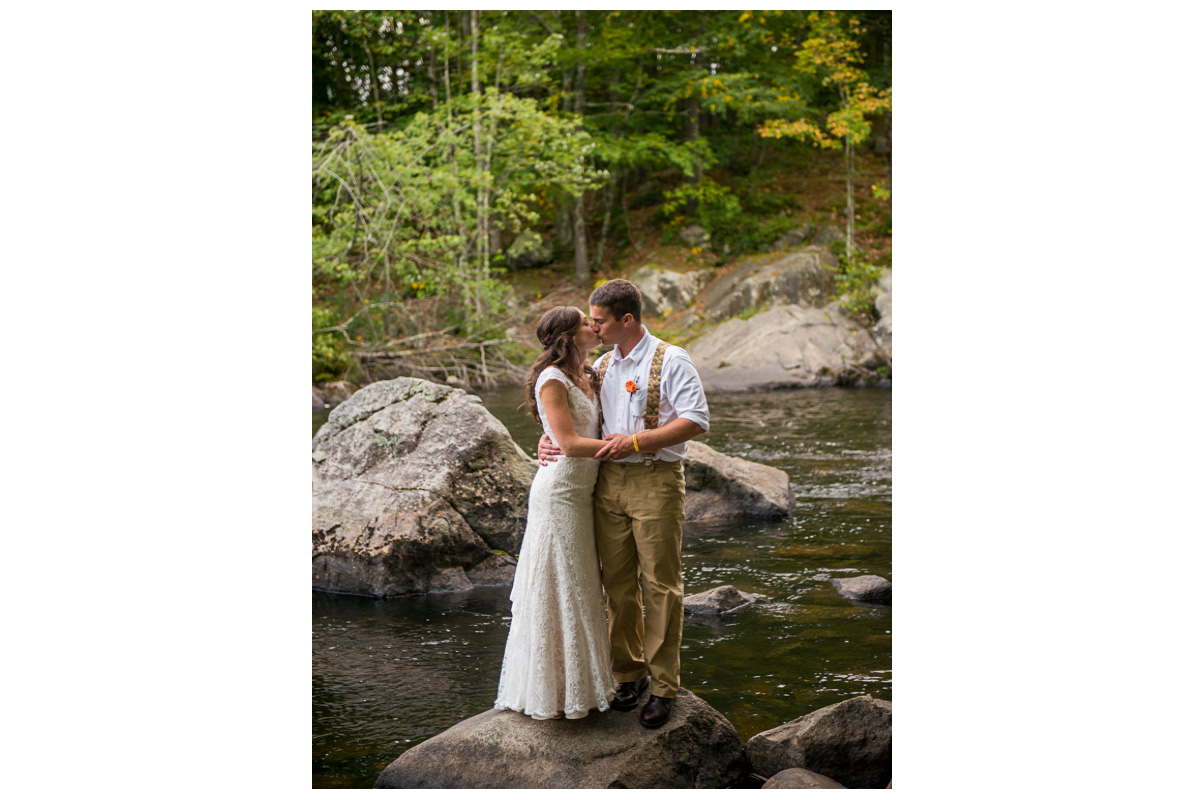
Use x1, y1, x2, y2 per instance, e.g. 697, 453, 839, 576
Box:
537, 434, 563, 466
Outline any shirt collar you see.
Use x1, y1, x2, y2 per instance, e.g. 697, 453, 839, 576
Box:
611, 326, 654, 365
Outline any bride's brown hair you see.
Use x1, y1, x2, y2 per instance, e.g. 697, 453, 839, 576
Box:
522, 306, 599, 424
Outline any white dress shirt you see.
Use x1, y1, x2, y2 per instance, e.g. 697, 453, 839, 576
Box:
595, 327, 709, 463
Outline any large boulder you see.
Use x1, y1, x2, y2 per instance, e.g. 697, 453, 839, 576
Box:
683, 584, 756, 616
632, 265, 716, 318
831, 575, 892, 606
684, 441, 792, 520
746, 695, 892, 789
688, 303, 888, 392
506, 230, 554, 270
762, 768, 847, 789
374, 689, 748, 788
698, 248, 838, 324
312, 377, 537, 597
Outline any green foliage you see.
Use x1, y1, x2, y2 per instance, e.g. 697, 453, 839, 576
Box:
712, 214, 797, 258
661, 177, 742, 232
758, 12, 891, 149
826, 241, 883, 323
312, 97, 603, 363
312, 306, 351, 382
311, 11, 892, 378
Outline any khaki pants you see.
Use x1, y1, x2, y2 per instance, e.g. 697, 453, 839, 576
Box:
594, 459, 686, 698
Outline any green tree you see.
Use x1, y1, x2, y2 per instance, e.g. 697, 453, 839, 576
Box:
758, 11, 891, 263
311, 95, 602, 372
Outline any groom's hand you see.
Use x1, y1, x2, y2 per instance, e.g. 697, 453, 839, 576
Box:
595, 433, 635, 461
537, 434, 562, 466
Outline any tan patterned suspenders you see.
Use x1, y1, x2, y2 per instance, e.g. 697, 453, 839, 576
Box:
595, 340, 670, 431
643, 341, 669, 429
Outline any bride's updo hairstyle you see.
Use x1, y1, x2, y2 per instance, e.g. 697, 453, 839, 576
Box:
522, 306, 599, 424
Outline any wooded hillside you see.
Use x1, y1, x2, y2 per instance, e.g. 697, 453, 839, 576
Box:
312, 10, 891, 384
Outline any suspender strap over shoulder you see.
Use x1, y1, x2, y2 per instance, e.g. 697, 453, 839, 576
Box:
644, 341, 669, 430
594, 340, 671, 431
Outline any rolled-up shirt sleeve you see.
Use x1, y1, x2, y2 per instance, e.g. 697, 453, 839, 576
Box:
663, 349, 709, 432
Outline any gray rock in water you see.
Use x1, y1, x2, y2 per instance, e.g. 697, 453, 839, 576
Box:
699, 249, 837, 324
763, 768, 847, 789
632, 265, 716, 318
679, 224, 710, 248
312, 377, 537, 597
684, 442, 792, 521
831, 575, 891, 606
683, 585, 756, 616
688, 303, 881, 392
374, 688, 748, 788
746, 695, 892, 789
506, 230, 554, 270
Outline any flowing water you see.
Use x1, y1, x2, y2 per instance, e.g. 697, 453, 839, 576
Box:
312, 385, 891, 789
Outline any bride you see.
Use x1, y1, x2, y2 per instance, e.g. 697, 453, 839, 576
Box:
494, 306, 615, 720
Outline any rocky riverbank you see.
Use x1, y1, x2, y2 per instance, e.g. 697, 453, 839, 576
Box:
314, 243, 890, 401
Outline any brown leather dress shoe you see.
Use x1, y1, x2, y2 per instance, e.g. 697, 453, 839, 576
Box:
639, 694, 674, 729
611, 676, 650, 711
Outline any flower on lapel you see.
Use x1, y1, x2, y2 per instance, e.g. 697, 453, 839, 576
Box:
625, 380, 638, 403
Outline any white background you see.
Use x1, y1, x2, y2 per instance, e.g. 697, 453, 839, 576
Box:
4, 3, 1197, 797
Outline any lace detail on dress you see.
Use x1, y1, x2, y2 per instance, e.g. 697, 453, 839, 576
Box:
494, 366, 613, 719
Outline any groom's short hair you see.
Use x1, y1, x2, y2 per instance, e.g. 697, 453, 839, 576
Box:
589, 279, 642, 323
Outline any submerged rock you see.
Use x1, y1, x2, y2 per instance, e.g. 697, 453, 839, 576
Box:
762, 768, 847, 789
312, 377, 536, 597
684, 441, 792, 521
374, 688, 748, 788
746, 695, 892, 789
831, 575, 892, 606
683, 584, 756, 616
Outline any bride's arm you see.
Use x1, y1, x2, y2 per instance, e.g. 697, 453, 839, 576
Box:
539, 380, 606, 458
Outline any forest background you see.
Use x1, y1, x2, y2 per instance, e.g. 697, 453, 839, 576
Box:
311, 9, 892, 386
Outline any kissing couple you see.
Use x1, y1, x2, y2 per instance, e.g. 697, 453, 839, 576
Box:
494, 279, 710, 729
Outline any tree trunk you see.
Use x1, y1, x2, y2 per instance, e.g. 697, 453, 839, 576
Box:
572, 10, 589, 286
685, 95, 701, 215
471, 10, 488, 314
845, 136, 855, 265
363, 40, 384, 128
556, 11, 573, 248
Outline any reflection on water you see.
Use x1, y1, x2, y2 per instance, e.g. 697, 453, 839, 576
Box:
313, 386, 890, 788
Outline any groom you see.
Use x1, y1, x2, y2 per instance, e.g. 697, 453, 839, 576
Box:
539, 279, 709, 729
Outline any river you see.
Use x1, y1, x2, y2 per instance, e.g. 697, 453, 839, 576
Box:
312, 385, 891, 788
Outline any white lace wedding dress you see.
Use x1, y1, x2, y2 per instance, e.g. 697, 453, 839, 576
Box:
494, 366, 615, 720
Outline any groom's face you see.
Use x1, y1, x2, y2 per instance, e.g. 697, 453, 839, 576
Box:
588, 304, 626, 346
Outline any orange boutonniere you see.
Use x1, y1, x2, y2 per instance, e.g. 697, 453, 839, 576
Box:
625, 380, 638, 404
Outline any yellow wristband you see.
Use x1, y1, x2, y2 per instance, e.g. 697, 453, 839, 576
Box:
632, 434, 640, 452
